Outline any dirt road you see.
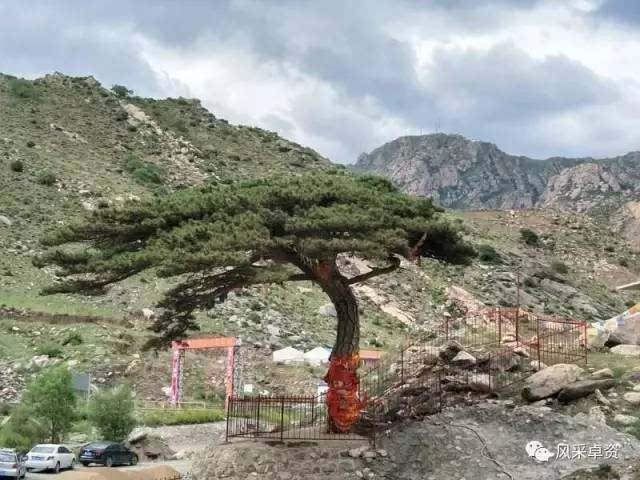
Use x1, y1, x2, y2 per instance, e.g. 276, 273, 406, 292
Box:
26, 460, 192, 479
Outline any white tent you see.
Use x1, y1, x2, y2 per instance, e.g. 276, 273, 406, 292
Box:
272, 346, 305, 364
304, 346, 331, 366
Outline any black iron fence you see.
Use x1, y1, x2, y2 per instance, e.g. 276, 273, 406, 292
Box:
226, 307, 587, 443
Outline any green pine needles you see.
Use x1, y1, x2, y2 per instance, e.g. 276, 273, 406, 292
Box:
37, 170, 474, 351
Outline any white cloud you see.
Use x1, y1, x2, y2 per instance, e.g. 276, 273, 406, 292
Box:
1, 0, 640, 162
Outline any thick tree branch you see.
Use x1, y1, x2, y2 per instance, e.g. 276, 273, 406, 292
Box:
345, 256, 401, 285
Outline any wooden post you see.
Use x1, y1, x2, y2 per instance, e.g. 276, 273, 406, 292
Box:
280, 397, 285, 442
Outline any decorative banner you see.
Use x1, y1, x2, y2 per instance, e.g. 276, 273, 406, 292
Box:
324, 354, 366, 432
169, 347, 182, 405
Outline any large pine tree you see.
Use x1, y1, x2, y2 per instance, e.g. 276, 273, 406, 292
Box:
38, 169, 474, 430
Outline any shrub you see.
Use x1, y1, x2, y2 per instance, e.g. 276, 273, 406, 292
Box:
37, 342, 63, 357
619, 257, 630, 267
37, 171, 56, 186
523, 277, 537, 288
88, 386, 136, 441
26, 140, 36, 148
551, 261, 569, 274
139, 408, 225, 427
123, 154, 165, 185
0, 403, 49, 452
477, 244, 502, 264
604, 245, 615, 252
62, 332, 83, 346
115, 111, 129, 121
520, 228, 539, 246
9, 160, 23, 172
21, 365, 77, 443
111, 84, 132, 98
8, 78, 37, 99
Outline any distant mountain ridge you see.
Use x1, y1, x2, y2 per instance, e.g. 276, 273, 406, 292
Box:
354, 134, 640, 242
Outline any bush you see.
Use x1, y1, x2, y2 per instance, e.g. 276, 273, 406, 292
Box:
111, 84, 132, 98
520, 228, 539, 246
619, 257, 630, 267
139, 408, 225, 427
477, 244, 502, 264
21, 366, 77, 443
523, 277, 537, 288
551, 261, 569, 274
604, 245, 615, 252
37, 171, 56, 186
62, 332, 83, 346
88, 386, 136, 442
123, 154, 165, 185
9, 160, 23, 172
26, 140, 36, 148
8, 78, 37, 99
37, 342, 63, 357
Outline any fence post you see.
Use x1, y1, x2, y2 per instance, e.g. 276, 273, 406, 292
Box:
400, 347, 405, 384
225, 396, 232, 443
498, 310, 502, 345
280, 397, 285, 442
256, 395, 261, 436
536, 315, 541, 370
584, 322, 588, 366
445, 316, 449, 342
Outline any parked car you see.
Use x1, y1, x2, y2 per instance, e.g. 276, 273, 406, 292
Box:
78, 442, 138, 467
0, 448, 26, 479
25, 444, 76, 473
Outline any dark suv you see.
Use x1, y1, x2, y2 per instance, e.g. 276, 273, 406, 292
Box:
78, 442, 138, 467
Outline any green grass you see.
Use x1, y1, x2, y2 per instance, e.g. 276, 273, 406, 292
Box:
138, 408, 225, 426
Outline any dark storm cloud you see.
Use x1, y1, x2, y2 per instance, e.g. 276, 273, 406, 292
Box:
426, 43, 620, 123
595, 1, 640, 25
0, 0, 634, 162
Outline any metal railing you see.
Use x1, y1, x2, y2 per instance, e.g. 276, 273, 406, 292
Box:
225, 307, 586, 443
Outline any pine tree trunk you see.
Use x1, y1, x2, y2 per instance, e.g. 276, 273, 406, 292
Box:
316, 267, 362, 432
326, 278, 360, 355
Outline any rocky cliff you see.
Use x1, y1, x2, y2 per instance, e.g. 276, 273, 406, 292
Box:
355, 133, 640, 240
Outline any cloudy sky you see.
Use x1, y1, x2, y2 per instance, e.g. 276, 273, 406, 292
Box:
2, 0, 640, 163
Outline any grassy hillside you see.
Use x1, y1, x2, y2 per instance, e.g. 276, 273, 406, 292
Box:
1, 72, 639, 406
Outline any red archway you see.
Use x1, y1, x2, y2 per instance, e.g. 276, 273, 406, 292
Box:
170, 336, 238, 410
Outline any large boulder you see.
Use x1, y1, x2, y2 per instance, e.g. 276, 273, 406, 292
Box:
450, 351, 476, 368
318, 303, 337, 317
522, 364, 584, 402
557, 378, 616, 403
604, 311, 640, 345
610, 344, 640, 356
127, 427, 152, 443
26, 355, 60, 372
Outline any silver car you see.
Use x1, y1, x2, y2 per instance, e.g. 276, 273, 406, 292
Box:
0, 449, 26, 479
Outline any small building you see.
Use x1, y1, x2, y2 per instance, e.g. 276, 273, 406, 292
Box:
71, 372, 92, 400
304, 346, 331, 366
316, 381, 329, 398
272, 346, 305, 364
360, 350, 383, 367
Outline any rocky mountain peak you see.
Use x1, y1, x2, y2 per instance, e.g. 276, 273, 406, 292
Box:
355, 133, 640, 243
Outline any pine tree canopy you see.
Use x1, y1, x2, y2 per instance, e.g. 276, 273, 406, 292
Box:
37, 170, 475, 348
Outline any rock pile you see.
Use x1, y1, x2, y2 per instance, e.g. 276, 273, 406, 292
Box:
0, 361, 25, 402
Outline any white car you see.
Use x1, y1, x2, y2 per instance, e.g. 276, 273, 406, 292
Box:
25, 444, 76, 473
0, 448, 26, 479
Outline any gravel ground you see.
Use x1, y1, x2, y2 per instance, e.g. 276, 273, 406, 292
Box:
26, 421, 227, 479
150, 421, 227, 455
26, 460, 192, 479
